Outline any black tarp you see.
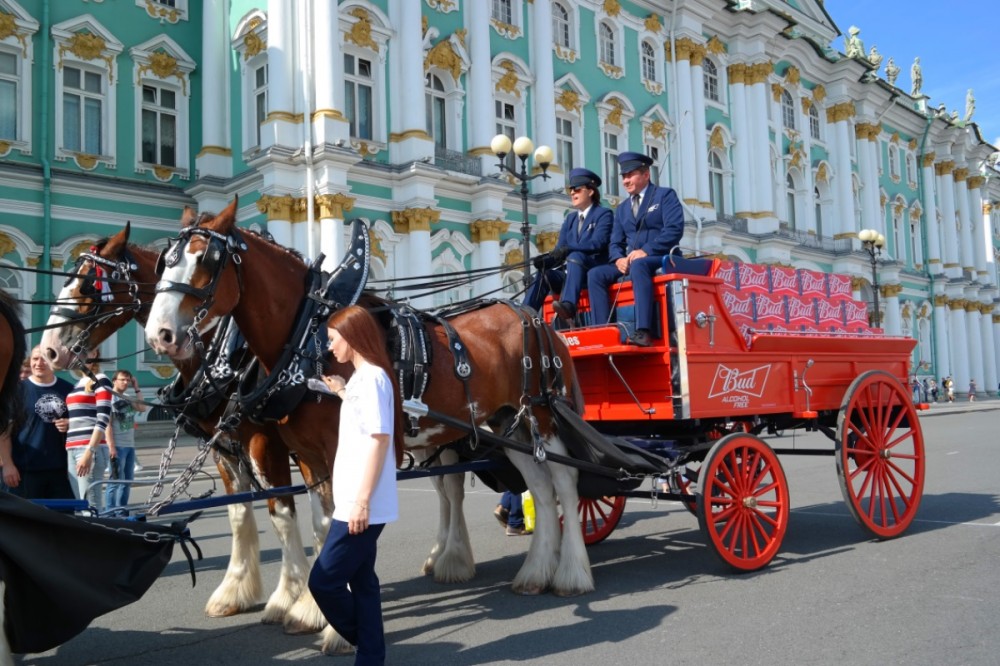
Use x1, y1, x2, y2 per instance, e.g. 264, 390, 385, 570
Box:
0, 491, 199, 654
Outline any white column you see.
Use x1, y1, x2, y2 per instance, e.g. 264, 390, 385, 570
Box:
920, 154, 941, 271
948, 298, 971, 394
856, 127, 881, 234
260, 0, 298, 149
317, 194, 355, 272
747, 64, 774, 221
389, 0, 433, 163
690, 50, 711, 207
882, 287, 901, 335
937, 164, 960, 279
312, 0, 349, 145
992, 312, 1000, 395
933, 296, 950, 379
966, 302, 984, 394
471, 219, 506, 297
729, 64, 752, 215
983, 307, 998, 396
675, 46, 696, 205
195, 0, 231, 179
530, 0, 561, 192
467, 1, 495, 171
800, 100, 816, 234
968, 178, 988, 277
955, 171, 974, 273
830, 107, 855, 238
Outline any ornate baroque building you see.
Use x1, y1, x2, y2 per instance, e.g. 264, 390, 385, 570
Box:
2, 0, 999, 392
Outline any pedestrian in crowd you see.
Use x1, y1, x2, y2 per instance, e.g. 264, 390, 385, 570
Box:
524, 167, 613, 323
308, 305, 404, 664
911, 377, 920, 402
929, 378, 938, 402
0, 347, 74, 500
587, 152, 685, 347
945, 376, 955, 402
494, 490, 529, 536
65, 350, 116, 509
921, 378, 930, 403
104, 369, 147, 509
18, 357, 30, 381
968, 379, 976, 402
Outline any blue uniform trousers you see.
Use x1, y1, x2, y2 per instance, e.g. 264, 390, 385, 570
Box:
587, 255, 663, 331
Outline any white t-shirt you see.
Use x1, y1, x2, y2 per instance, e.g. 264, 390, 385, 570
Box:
332, 361, 398, 524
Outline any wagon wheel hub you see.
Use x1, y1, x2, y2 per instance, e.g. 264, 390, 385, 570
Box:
743, 496, 758, 509
880, 449, 891, 460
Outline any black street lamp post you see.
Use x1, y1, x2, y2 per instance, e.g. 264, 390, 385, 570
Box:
491, 134, 553, 289
859, 228, 886, 328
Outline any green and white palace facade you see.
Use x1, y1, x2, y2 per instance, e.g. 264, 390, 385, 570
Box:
2, 0, 999, 394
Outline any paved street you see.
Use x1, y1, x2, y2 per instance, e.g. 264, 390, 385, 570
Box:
15, 400, 1000, 665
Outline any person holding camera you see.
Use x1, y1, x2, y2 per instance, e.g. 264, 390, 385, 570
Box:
523, 167, 613, 323
105, 369, 148, 509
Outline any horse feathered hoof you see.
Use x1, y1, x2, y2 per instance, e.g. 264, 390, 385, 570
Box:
319, 626, 355, 656
511, 582, 548, 596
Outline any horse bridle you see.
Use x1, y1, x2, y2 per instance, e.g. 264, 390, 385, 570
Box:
53, 247, 142, 362
155, 225, 248, 356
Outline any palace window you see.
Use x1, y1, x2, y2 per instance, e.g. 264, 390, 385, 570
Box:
345, 53, 374, 140
252, 63, 268, 147
425, 73, 447, 149
496, 99, 517, 171
888, 144, 900, 180
785, 173, 797, 230
140, 84, 176, 166
814, 187, 824, 237
552, 2, 571, 49
641, 41, 657, 83
703, 58, 720, 102
709, 152, 726, 216
781, 90, 796, 131
62, 66, 105, 155
233, 11, 268, 153
492, 0, 513, 25
602, 131, 621, 198
0, 51, 17, 141
556, 116, 575, 172
646, 144, 661, 185
599, 23, 616, 68
809, 104, 821, 141
910, 217, 922, 266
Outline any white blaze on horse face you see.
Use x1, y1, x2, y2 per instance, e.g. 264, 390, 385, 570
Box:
39, 275, 87, 369
145, 244, 204, 358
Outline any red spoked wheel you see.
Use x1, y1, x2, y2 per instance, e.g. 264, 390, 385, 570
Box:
570, 496, 626, 546
835, 370, 925, 539
669, 469, 698, 515
697, 433, 790, 571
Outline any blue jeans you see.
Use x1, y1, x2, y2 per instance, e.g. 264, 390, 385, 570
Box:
105, 446, 136, 508
67, 445, 109, 510
309, 520, 386, 665
501, 491, 524, 528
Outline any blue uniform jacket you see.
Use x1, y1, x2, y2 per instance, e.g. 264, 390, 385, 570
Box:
555, 204, 613, 263
608, 184, 684, 261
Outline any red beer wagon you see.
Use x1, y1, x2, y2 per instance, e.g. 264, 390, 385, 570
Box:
547, 257, 926, 571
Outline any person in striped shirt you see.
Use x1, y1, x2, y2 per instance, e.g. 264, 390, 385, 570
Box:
65, 350, 116, 509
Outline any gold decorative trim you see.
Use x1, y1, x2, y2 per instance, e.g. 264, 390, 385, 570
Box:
495, 60, 521, 98
921, 152, 935, 167
599, 62, 624, 79
0, 232, 15, 257
369, 229, 386, 263
967, 175, 985, 189
707, 35, 726, 55
152, 165, 174, 182
315, 193, 356, 220
265, 111, 304, 124
603, 0, 622, 17
59, 32, 116, 82
345, 7, 379, 51
942, 262, 959, 268
389, 129, 432, 143
554, 44, 578, 63
747, 62, 773, 85
490, 18, 521, 39
145, 0, 180, 24
727, 63, 746, 85
644, 14, 662, 33
0, 140, 10, 157
426, 0, 457, 12
850, 276, 868, 291
0, 11, 29, 56
785, 66, 801, 85
648, 119, 668, 141
771, 83, 784, 103
736, 211, 776, 219
953, 168, 968, 182
74, 153, 99, 170
556, 89, 581, 114
256, 194, 297, 221
312, 108, 347, 122
812, 85, 826, 102
392, 207, 440, 234
604, 98, 625, 129
244, 31, 265, 60
881, 284, 904, 297
470, 218, 511, 243
468, 146, 493, 157
816, 163, 829, 183
833, 232, 858, 240
424, 36, 463, 80
934, 160, 955, 176
26, 256, 40, 267
152, 365, 178, 378
138, 51, 187, 95
197, 145, 233, 157
826, 101, 856, 123
535, 231, 560, 253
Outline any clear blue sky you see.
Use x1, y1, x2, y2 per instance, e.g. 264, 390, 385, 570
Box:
825, 0, 999, 147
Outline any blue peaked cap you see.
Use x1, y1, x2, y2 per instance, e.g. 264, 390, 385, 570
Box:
617, 151, 654, 174
568, 168, 602, 189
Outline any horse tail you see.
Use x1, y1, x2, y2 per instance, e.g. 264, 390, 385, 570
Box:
0, 290, 27, 433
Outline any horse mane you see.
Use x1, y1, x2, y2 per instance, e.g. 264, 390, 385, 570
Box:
0, 289, 27, 432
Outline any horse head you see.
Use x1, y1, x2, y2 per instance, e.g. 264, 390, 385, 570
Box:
40, 222, 153, 370
146, 198, 246, 360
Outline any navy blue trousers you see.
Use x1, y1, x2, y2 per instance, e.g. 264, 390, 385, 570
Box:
587, 255, 663, 331
308, 520, 386, 665
524, 252, 597, 312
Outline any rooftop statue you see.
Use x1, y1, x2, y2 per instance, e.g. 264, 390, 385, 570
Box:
846, 26, 865, 59
910, 57, 922, 96
867, 45, 883, 72
964, 89, 975, 123
884, 57, 900, 86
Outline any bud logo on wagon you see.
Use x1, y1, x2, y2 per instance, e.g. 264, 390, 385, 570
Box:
708, 363, 772, 408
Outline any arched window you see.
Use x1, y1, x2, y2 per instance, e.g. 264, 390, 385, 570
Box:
814, 187, 823, 237
599, 23, 616, 67
703, 58, 720, 102
552, 2, 570, 49
641, 41, 656, 83
785, 173, 797, 230
781, 90, 796, 130
425, 73, 447, 149
809, 104, 821, 140
492, 0, 513, 25
709, 152, 726, 216
889, 144, 900, 180
556, 115, 575, 172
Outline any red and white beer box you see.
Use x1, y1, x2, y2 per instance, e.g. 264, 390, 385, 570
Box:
754, 292, 787, 328
769, 266, 800, 297
816, 299, 846, 330
715, 261, 738, 289
799, 269, 828, 298
828, 273, 853, 300
737, 262, 770, 293
843, 299, 869, 326
786, 295, 818, 328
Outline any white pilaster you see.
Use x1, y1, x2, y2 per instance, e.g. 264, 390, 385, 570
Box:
312, 0, 350, 145
260, 0, 299, 150
729, 65, 752, 215
955, 172, 974, 272
966, 301, 984, 393
856, 129, 880, 234
921, 155, 940, 271
748, 67, 774, 225
530, 0, 560, 191
675, 53, 696, 204
983, 307, 998, 396
969, 180, 988, 276
195, 0, 231, 179
948, 298, 971, 394
832, 116, 854, 238
690, 55, 710, 207
389, 0, 433, 163
883, 289, 901, 335
937, 165, 960, 278
933, 296, 950, 379
467, 1, 495, 171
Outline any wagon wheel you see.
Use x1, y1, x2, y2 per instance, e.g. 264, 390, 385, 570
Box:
566, 496, 627, 546
668, 466, 698, 515
835, 370, 925, 539
697, 433, 790, 571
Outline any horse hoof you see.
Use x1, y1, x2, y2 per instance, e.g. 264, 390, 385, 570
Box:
511, 583, 547, 596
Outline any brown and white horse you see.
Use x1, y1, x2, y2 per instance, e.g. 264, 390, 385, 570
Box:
144, 199, 595, 605
38, 228, 331, 637
0, 289, 27, 666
